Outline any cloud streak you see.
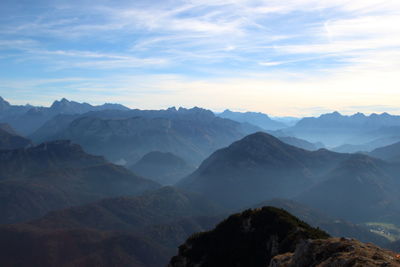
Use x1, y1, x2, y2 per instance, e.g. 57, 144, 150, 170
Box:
0, 0, 400, 115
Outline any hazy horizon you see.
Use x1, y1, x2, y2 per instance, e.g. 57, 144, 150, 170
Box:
2, 95, 400, 118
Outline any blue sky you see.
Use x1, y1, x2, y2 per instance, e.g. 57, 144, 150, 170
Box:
1, 0, 400, 116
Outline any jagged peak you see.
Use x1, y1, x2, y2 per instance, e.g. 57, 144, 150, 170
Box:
50, 98, 71, 108
351, 112, 366, 118
0, 96, 11, 107
319, 111, 342, 118
166, 106, 177, 111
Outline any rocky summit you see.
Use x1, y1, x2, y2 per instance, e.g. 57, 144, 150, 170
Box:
270, 237, 400, 267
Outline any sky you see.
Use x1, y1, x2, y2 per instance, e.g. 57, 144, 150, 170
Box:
1, 0, 400, 116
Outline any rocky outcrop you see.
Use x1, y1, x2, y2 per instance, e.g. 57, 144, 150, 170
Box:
269, 237, 400, 267
169, 206, 400, 267
168, 207, 329, 267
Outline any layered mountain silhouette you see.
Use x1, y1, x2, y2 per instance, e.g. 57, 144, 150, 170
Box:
31, 108, 259, 165
370, 141, 400, 162
332, 135, 400, 153
286, 111, 400, 146
0, 225, 168, 267
178, 132, 346, 208
254, 199, 388, 247
278, 136, 323, 151
0, 97, 129, 135
50, 98, 129, 114
0, 187, 223, 266
0, 123, 32, 149
0, 141, 159, 224
3, 96, 400, 266
218, 109, 287, 130
296, 154, 400, 223
129, 151, 195, 185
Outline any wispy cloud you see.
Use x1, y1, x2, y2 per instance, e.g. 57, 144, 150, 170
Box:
1, 0, 400, 115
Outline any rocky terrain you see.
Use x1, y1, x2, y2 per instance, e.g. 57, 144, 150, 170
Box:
170, 207, 400, 267
269, 237, 400, 267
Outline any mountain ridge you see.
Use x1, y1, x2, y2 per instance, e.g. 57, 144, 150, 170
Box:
178, 132, 347, 208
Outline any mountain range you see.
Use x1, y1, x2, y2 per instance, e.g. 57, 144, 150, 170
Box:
30, 107, 260, 165
285, 111, 400, 147
217, 109, 287, 130
296, 154, 400, 223
0, 123, 32, 150
178, 132, 346, 208
370, 141, 400, 162
0, 187, 223, 266
332, 135, 400, 153
0, 97, 129, 135
253, 199, 388, 247
177, 131, 400, 227
0, 140, 159, 224
2, 96, 400, 266
129, 151, 195, 185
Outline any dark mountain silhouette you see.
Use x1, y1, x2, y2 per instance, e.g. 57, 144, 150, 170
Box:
31, 187, 222, 231
0, 187, 223, 266
0, 97, 129, 135
370, 141, 400, 162
0, 123, 32, 149
254, 199, 388, 247
0, 141, 159, 224
169, 206, 329, 267
129, 151, 195, 185
33, 109, 259, 165
178, 132, 346, 208
296, 154, 400, 223
286, 111, 400, 146
0, 225, 168, 267
218, 109, 287, 130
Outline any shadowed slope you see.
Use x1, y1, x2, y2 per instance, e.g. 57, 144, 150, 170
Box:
179, 132, 346, 208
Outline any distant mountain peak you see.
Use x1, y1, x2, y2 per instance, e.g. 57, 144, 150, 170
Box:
50, 98, 72, 109
320, 111, 342, 118
0, 96, 11, 109
237, 131, 287, 147
218, 109, 286, 130
352, 112, 366, 118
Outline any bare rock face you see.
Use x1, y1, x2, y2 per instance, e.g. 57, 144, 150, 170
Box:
269, 237, 400, 267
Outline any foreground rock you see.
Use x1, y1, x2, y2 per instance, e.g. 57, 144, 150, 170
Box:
169, 206, 400, 267
169, 207, 329, 267
270, 237, 400, 267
